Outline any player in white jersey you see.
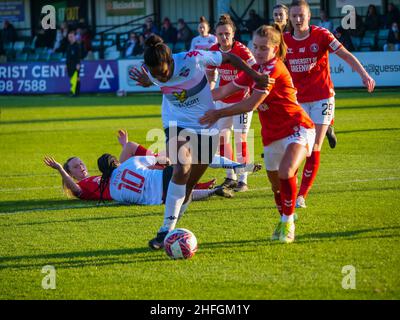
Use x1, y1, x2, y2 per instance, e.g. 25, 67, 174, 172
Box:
129, 35, 270, 249
190, 16, 218, 51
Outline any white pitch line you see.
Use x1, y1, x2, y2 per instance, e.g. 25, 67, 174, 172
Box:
0, 176, 399, 215
0, 176, 399, 194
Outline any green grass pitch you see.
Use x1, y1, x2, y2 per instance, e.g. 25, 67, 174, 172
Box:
0, 89, 399, 299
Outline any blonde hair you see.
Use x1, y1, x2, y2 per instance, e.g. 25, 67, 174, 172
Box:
255, 23, 287, 61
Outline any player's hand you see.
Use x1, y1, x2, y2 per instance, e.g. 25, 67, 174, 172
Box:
362, 73, 375, 93
155, 155, 171, 166
117, 129, 128, 147
254, 72, 275, 89
43, 156, 62, 171
128, 66, 153, 87
199, 110, 220, 128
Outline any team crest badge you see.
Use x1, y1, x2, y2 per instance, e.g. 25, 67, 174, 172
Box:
310, 43, 319, 53
179, 67, 190, 77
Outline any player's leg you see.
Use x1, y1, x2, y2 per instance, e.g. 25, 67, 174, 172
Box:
232, 110, 253, 192
263, 141, 284, 240
297, 98, 334, 208
149, 131, 192, 249
326, 117, 337, 149
216, 101, 237, 188
278, 142, 308, 244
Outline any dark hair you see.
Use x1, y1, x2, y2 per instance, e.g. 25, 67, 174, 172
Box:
97, 153, 119, 203
215, 14, 236, 32
255, 23, 287, 61
143, 34, 172, 68
273, 4, 289, 31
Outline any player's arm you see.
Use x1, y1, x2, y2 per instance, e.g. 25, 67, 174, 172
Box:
43, 156, 82, 196
220, 53, 272, 88
335, 47, 375, 93
206, 68, 218, 90
211, 81, 241, 101
200, 91, 268, 127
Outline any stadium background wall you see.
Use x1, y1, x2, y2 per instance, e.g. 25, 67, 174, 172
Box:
0, 52, 399, 95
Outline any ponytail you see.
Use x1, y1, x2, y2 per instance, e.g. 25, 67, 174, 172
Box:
97, 153, 119, 204
144, 34, 172, 68
216, 13, 236, 32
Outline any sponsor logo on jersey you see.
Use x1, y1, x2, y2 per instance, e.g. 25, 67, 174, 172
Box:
184, 51, 203, 59
173, 90, 188, 103
299, 47, 306, 53
310, 43, 319, 53
287, 48, 293, 54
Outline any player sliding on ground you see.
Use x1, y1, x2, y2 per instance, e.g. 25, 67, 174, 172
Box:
43, 130, 260, 205
284, 0, 375, 209
129, 35, 270, 249
200, 24, 315, 244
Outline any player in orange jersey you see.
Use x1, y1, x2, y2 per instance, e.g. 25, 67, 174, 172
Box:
201, 24, 315, 243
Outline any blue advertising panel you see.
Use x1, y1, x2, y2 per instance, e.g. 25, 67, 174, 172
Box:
0, 0, 25, 22
0, 60, 119, 94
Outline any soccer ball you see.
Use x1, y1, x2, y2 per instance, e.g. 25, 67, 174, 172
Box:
164, 228, 198, 259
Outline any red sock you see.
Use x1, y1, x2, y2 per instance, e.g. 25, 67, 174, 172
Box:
219, 143, 233, 160
280, 176, 297, 216
134, 145, 154, 156
274, 191, 283, 215
298, 151, 320, 198
330, 118, 335, 126
236, 141, 248, 164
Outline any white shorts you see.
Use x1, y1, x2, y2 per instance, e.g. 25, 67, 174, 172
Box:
263, 126, 316, 171
300, 97, 335, 125
216, 101, 253, 134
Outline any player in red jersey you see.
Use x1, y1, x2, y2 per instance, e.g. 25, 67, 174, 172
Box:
206, 14, 257, 192
201, 24, 315, 243
284, 0, 375, 209
43, 130, 235, 203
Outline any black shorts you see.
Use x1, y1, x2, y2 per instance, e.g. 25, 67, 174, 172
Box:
164, 126, 218, 164
162, 165, 174, 203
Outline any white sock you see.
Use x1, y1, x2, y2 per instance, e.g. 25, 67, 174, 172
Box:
177, 198, 192, 221
238, 172, 248, 184
209, 155, 240, 169
281, 214, 294, 223
192, 189, 216, 201
226, 169, 237, 180
159, 181, 186, 233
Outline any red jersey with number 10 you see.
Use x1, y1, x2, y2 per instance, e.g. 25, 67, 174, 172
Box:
77, 176, 111, 200
283, 26, 343, 103
234, 58, 314, 146
207, 41, 256, 103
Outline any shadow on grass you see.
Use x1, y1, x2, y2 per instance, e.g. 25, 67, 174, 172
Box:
0, 246, 167, 270
336, 103, 400, 111
199, 226, 400, 251
1, 226, 399, 270
0, 94, 162, 109
1, 114, 160, 126
0, 199, 162, 218
335, 128, 400, 135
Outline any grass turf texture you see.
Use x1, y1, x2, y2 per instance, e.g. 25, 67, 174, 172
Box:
0, 89, 399, 299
